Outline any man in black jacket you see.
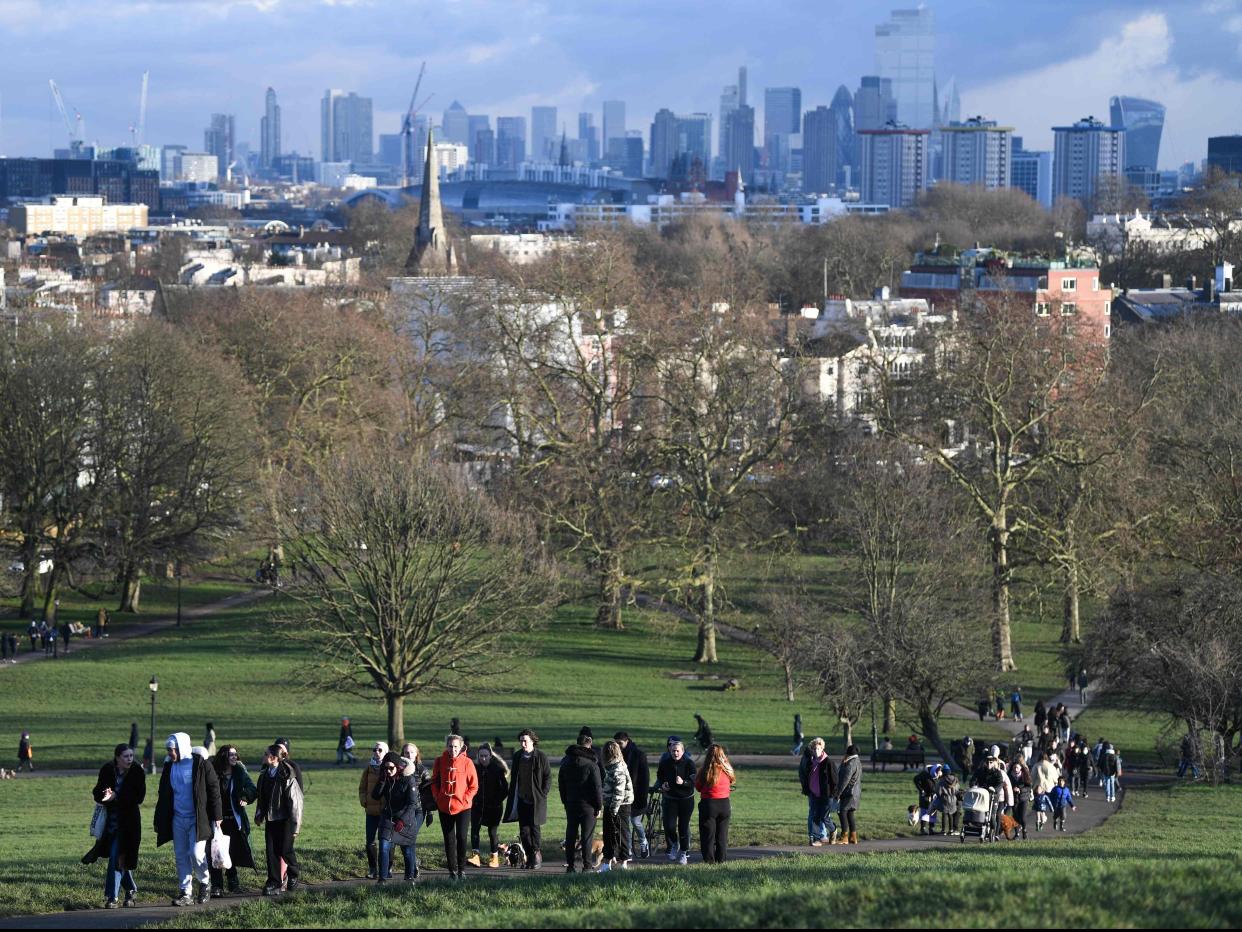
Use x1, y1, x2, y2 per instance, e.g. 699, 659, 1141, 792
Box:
615, 732, 651, 858
558, 735, 603, 873
154, 732, 223, 906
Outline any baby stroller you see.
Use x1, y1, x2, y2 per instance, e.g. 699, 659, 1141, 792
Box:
961, 786, 996, 843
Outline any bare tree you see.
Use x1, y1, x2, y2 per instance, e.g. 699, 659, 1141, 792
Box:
754, 586, 818, 702
804, 622, 870, 749
280, 445, 556, 746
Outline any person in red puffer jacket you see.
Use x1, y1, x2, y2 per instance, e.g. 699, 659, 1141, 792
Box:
430, 734, 478, 880
694, 744, 736, 864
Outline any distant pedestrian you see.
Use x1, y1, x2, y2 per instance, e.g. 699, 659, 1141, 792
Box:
792, 714, 804, 756
129, 723, 140, 752
27, 621, 38, 653
254, 744, 303, 895
799, 737, 837, 846
467, 743, 509, 868
208, 746, 258, 897
83, 743, 145, 908
1010, 687, 1023, 721
1099, 742, 1121, 803
1077, 669, 1089, 705
1, 633, 8, 662
695, 744, 735, 864
504, 729, 551, 870
430, 734, 477, 881
1178, 734, 1202, 780
336, 718, 356, 766
614, 732, 651, 859
153, 732, 223, 906
5, 632, 15, 660
18, 730, 33, 772
657, 738, 696, 864
834, 744, 862, 844
693, 713, 713, 751
95, 607, 109, 638
599, 740, 634, 871
976, 696, 989, 722
559, 732, 602, 873
60, 619, 71, 653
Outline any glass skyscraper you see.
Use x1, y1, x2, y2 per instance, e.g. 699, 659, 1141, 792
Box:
875, 8, 936, 130
1108, 96, 1165, 171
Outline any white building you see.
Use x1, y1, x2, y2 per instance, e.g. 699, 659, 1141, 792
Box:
859, 126, 930, 208
175, 152, 219, 183
433, 143, 469, 175
468, 233, 575, 264
942, 118, 1013, 189
11, 197, 148, 237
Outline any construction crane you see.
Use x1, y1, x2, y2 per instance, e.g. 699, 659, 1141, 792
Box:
400, 61, 433, 188
129, 70, 149, 146
49, 79, 86, 153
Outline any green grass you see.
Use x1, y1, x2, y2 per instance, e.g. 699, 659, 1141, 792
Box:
0, 764, 922, 917
152, 782, 1242, 929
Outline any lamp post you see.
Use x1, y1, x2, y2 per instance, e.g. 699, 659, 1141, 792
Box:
176, 563, 183, 628
148, 676, 159, 774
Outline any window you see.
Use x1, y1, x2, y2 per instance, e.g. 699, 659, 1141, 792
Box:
1092, 278, 1100, 291
1035, 302, 1050, 317
1061, 277, 1077, 292
1061, 302, 1077, 316
1104, 324, 1111, 339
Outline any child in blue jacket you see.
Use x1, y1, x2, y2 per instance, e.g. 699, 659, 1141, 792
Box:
1050, 776, 1076, 831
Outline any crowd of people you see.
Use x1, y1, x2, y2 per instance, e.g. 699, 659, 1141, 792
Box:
0, 608, 112, 663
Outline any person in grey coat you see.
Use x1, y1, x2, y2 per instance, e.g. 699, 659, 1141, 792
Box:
834, 744, 862, 845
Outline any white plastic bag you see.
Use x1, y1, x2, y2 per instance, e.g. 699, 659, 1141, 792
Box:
89, 804, 107, 839
210, 825, 232, 870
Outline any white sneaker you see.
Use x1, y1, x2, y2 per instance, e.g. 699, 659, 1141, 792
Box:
677, 852, 688, 865
666, 844, 679, 862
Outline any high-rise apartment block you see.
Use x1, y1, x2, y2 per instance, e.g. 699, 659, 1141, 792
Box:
531, 106, 557, 162
261, 88, 281, 170
859, 125, 929, 207
1052, 116, 1125, 205
321, 90, 373, 164
875, 7, 936, 129
204, 114, 235, 177
941, 117, 1012, 189
1109, 96, 1165, 171
1012, 139, 1053, 208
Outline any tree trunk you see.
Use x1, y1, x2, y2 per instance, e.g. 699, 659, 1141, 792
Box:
18, 533, 40, 619
693, 545, 719, 664
783, 662, 795, 702
841, 718, 854, 749
118, 565, 142, 613
990, 514, 1016, 671
41, 563, 60, 624
883, 696, 897, 734
1060, 561, 1081, 644
917, 703, 954, 770
594, 549, 624, 630
386, 693, 405, 748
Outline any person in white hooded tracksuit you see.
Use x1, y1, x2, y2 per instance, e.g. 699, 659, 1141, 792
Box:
154, 732, 223, 906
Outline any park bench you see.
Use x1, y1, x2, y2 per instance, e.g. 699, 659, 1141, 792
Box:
870, 747, 925, 771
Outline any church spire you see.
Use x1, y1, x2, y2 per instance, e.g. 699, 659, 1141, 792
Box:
405, 126, 458, 275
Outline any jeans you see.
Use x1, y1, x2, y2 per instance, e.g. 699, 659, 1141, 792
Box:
517, 799, 541, 867
1103, 775, 1117, 800
172, 814, 208, 894
379, 832, 419, 880
336, 748, 356, 765
602, 804, 631, 862
699, 797, 730, 863
564, 802, 597, 869
629, 812, 648, 852
807, 796, 835, 842
104, 834, 137, 901
1177, 758, 1201, 779
662, 796, 694, 853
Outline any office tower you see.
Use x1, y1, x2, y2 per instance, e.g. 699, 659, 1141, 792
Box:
764, 86, 801, 174
941, 117, 1012, 188
472, 128, 495, 166
203, 114, 234, 177
578, 112, 600, 163
378, 134, 402, 167
1012, 142, 1053, 208
531, 105, 557, 162
468, 114, 490, 143
1207, 136, 1242, 175
859, 125, 929, 207
802, 106, 836, 193
854, 76, 897, 131
260, 88, 281, 170
722, 105, 756, 183
875, 7, 936, 129
161, 144, 187, 180
650, 108, 679, 178
442, 101, 470, 146
1109, 96, 1165, 171
321, 90, 373, 163
607, 133, 644, 178
829, 85, 856, 186
1052, 116, 1125, 204
602, 100, 626, 149
718, 65, 747, 169
497, 116, 527, 168
939, 77, 960, 126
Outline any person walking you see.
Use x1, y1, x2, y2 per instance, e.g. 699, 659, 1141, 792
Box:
599, 740, 634, 872
203, 724, 217, 759
1099, 741, 1122, 803
336, 718, 357, 766
558, 732, 603, 873
17, 730, 33, 772
656, 738, 696, 864
834, 744, 862, 844
799, 737, 837, 846
27, 621, 38, 653
129, 723, 140, 753
371, 750, 425, 883
504, 729, 551, 870
358, 740, 389, 879
694, 744, 735, 864
254, 744, 304, 895
1033, 750, 1059, 831
936, 769, 962, 836
207, 746, 257, 897
1007, 757, 1032, 840
272, 738, 304, 791
1010, 687, 1023, 722
614, 732, 651, 859
1051, 775, 1077, 830
792, 714, 804, 756
1078, 669, 1090, 705
1177, 733, 1202, 780
430, 734, 478, 881
153, 732, 223, 906
467, 742, 509, 868
84, 743, 146, 908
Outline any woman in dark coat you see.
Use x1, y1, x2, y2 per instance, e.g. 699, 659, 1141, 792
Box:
504, 729, 552, 869
371, 751, 425, 882
469, 743, 510, 867
84, 743, 146, 908
208, 746, 258, 896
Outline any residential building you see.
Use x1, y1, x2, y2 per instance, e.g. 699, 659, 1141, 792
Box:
531, 106, 557, 162
941, 117, 1012, 188
10, 196, 148, 237
1052, 116, 1125, 206
1109, 96, 1165, 171
203, 114, 235, 178
858, 125, 929, 207
875, 7, 936, 129
497, 117, 527, 169
321, 90, 373, 164
261, 88, 281, 170
1207, 135, 1242, 175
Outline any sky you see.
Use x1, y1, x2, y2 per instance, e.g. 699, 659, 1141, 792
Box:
0, 0, 1239, 168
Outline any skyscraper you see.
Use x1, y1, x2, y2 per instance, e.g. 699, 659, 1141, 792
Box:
602, 101, 626, 150
531, 106, 557, 162
854, 76, 897, 131
875, 8, 936, 129
1207, 136, 1242, 175
650, 108, 679, 179
497, 116, 527, 168
764, 86, 801, 174
321, 90, 373, 163
260, 88, 280, 170
859, 125, 929, 207
802, 105, 837, 193
718, 65, 748, 174
1109, 96, 1165, 171
941, 117, 1013, 189
442, 102, 470, 146
722, 105, 755, 184
1012, 145, 1053, 208
578, 112, 600, 163
467, 114, 492, 163
829, 85, 856, 187
203, 114, 234, 178
607, 133, 644, 178
1052, 116, 1125, 205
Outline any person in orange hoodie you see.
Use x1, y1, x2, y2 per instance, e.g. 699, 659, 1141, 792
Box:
430, 734, 478, 880
693, 744, 736, 863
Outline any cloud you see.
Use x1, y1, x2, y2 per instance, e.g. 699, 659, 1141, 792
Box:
965, 12, 1239, 166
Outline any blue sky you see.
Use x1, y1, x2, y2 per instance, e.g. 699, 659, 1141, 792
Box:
0, 0, 1237, 167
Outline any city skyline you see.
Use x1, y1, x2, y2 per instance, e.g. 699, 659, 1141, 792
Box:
0, 2, 1237, 168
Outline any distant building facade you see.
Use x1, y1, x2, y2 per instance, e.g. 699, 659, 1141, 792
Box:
859, 125, 929, 207
1109, 96, 1164, 171
1052, 116, 1125, 205
941, 117, 1012, 189
11, 195, 148, 237
261, 88, 281, 170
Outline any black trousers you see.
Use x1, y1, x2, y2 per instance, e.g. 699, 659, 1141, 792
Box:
840, 807, 857, 834
439, 810, 469, 875
602, 804, 632, 862
263, 819, 298, 887
564, 802, 597, 869
517, 800, 542, 867
699, 797, 731, 863
1013, 797, 1029, 836
663, 795, 694, 852
470, 808, 499, 853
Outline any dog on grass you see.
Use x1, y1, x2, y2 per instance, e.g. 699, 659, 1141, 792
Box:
907, 805, 918, 826
0, 768, 15, 780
